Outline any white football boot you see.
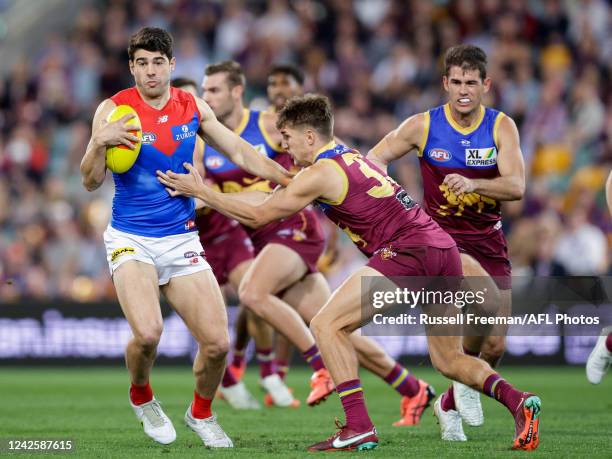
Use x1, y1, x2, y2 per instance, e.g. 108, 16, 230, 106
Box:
130, 398, 176, 445
586, 329, 612, 384
453, 381, 484, 426
260, 374, 295, 407
219, 381, 261, 409
433, 397, 467, 442
184, 405, 233, 448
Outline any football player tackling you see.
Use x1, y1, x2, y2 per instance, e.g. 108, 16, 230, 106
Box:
158, 94, 541, 452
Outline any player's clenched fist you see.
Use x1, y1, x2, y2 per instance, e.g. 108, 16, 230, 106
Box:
443, 173, 475, 195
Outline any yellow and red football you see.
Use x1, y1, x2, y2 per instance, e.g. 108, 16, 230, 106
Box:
105, 105, 142, 173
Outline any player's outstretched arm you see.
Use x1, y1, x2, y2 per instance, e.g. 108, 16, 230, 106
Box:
444, 115, 525, 200
196, 99, 293, 187
367, 113, 426, 173
158, 160, 338, 228
80, 99, 140, 191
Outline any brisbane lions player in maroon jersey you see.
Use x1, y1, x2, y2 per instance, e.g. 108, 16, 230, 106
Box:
158, 95, 541, 452
201, 62, 437, 422
368, 45, 527, 440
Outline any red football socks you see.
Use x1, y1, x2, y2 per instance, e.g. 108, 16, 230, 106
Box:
192, 391, 212, 419
130, 382, 153, 405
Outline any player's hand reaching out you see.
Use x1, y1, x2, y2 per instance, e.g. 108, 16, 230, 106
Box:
94, 114, 141, 149
157, 162, 207, 198
443, 173, 475, 195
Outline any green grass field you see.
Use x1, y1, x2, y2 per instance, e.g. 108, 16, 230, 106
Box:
2, 366, 611, 458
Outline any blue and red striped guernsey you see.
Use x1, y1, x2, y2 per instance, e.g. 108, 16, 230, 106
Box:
109, 87, 200, 237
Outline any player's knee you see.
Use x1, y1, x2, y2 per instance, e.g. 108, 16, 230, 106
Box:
238, 284, 267, 316
310, 311, 340, 339
133, 323, 163, 350
200, 336, 230, 362
430, 350, 461, 379
480, 337, 505, 363
309, 313, 326, 338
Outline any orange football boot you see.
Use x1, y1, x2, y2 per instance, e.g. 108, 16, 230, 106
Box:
307, 368, 335, 406
393, 380, 436, 426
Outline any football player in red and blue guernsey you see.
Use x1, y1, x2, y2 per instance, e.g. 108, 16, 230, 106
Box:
157, 94, 541, 452
80, 27, 291, 448
367, 44, 538, 448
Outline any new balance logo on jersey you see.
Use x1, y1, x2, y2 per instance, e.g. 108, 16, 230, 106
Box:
465, 147, 497, 166
157, 115, 168, 124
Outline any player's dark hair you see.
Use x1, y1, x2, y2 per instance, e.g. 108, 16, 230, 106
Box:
276, 94, 333, 140
171, 77, 198, 89
268, 64, 305, 86
444, 44, 487, 80
128, 27, 173, 61
205, 60, 246, 88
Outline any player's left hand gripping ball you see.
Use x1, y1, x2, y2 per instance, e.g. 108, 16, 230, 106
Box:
105, 105, 142, 173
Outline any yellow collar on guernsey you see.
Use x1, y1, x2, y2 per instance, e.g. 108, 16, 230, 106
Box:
313, 140, 337, 162
443, 103, 485, 135
234, 108, 250, 135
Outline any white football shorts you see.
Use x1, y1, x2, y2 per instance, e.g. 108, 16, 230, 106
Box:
103, 225, 211, 285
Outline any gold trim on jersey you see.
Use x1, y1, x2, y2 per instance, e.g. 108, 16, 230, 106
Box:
234, 109, 250, 135
316, 158, 349, 206
418, 111, 430, 157
257, 111, 284, 152
493, 111, 506, 149
443, 103, 485, 135
313, 140, 337, 162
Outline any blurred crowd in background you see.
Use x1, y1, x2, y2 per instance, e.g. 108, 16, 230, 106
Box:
1, 0, 611, 301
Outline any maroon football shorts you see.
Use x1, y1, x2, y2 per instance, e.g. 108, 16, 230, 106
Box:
201, 223, 254, 286
367, 244, 463, 277
452, 229, 511, 290
251, 209, 325, 274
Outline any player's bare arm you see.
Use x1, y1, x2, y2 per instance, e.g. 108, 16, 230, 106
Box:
443, 115, 525, 200
158, 160, 341, 228
367, 113, 426, 173
196, 98, 292, 186
80, 99, 140, 191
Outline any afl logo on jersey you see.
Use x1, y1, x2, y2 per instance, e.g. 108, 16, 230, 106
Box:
141, 132, 157, 144
206, 156, 225, 169
428, 148, 452, 162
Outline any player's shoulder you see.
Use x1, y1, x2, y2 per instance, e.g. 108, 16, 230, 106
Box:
110, 87, 139, 105
171, 86, 196, 104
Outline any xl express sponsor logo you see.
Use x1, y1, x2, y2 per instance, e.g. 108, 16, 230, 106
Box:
465, 147, 497, 166
428, 148, 452, 162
